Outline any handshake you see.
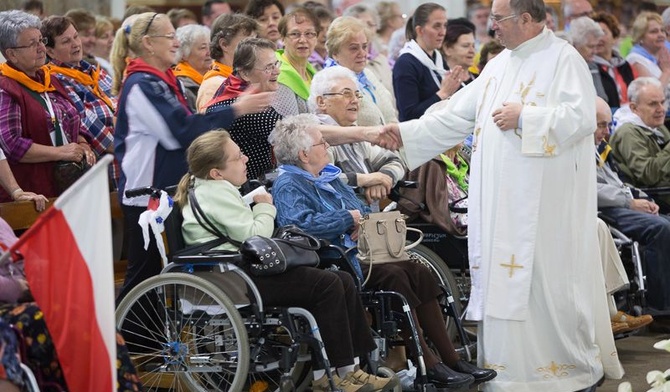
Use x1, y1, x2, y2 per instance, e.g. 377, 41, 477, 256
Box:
366, 123, 403, 151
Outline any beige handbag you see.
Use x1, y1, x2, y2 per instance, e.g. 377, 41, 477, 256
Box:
357, 211, 423, 285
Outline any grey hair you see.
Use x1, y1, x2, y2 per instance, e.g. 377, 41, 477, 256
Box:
510, 0, 546, 23
269, 113, 321, 166
308, 65, 357, 113
175, 24, 211, 63
343, 3, 380, 28
628, 77, 663, 104
568, 16, 603, 47
663, 7, 670, 28
0, 10, 41, 56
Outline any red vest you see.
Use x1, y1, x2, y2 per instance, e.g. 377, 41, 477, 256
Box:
0, 70, 73, 201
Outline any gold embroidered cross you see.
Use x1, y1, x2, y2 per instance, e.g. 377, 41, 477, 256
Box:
500, 254, 523, 277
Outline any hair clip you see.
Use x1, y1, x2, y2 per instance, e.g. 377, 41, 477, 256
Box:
124, 24, 132, 35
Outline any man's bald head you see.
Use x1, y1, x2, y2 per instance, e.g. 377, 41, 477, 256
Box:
594, 96, 612, 145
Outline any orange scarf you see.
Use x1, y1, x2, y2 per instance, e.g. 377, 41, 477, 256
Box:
173, 61, 204, 85
47, 63, 115, 110
0, 63, 55, 93
203, 61, 232, 81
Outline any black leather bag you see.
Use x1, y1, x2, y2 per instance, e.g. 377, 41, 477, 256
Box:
240, 227, 321, 276
53, 159, 90, 194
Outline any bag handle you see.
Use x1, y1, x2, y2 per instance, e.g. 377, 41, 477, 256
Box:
379, 219, 404, 257
275, 227, 322, 250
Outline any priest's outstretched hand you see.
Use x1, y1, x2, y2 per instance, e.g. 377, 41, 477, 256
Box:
377, 123, 402, 151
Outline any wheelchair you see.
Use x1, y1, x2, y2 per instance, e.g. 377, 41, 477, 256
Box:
116, 186, 478, 392
116, 187, 331, 392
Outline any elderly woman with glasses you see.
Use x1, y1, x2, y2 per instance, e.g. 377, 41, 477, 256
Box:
205, 37, 282, 181
110, 12, 273, 301
41, 15, 117, 182
174, 24, 212, 112
197, 13, 258, 112
269, 114, 496, 389
0, 10, 94, 202
309, 66, 405, 205
274, 6, 320, 117
324, 16, 397, 127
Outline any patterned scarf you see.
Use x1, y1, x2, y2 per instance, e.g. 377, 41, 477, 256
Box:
0, 63, 55, 93
173, 61, 204, 85
206, 73, 248, 108
203, 60, 232, 81
47, 62, 115, 110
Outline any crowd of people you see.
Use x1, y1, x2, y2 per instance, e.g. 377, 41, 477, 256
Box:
0, 0, 669, 390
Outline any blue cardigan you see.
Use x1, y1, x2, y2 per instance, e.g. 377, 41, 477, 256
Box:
272, 171, 371, 245
392, 53, 442, 121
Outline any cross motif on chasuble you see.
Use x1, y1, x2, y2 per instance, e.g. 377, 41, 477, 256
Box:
500, 254, 523, 277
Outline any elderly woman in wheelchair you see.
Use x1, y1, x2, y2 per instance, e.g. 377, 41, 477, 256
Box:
175, 129, 396, 392
268, 114, 496, 389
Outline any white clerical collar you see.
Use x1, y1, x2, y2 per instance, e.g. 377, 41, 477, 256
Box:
509, 27, 551, 54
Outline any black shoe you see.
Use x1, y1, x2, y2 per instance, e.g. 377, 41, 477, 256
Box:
452, 360, 497, 383
426, 362, 474, 389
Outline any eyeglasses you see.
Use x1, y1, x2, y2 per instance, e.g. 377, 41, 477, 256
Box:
227, 150, 246, 162
312, 138, 328, 148
148, 32, 177, 40
285, 31, 318, 40
489, 13, 518, 23
255, 60, 281, 74
10, 36, 47, 50
142, 13, 159, 36
322, 89, 364, 101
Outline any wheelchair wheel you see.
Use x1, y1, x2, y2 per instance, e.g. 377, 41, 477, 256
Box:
116, 272, 250, 392
407, 244, 463, 340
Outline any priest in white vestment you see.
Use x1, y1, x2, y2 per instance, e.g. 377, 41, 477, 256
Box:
382, 0, 623, 390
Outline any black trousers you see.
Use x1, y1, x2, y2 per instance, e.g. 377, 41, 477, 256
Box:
253, 268, 377, 368
116, 205, 163, 305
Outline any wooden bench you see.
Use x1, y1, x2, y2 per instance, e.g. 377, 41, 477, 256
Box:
0, 192, 127, 286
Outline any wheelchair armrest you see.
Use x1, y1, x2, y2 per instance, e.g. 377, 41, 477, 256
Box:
637, 186, 670, 196
171, 251, 243, 265
317, 244, 364, 291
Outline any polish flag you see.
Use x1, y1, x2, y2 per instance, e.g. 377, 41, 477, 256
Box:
11, 155, 116, 391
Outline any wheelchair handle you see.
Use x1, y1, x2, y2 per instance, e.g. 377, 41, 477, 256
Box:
124, 186, 161, 199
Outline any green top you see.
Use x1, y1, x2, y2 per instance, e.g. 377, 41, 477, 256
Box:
276, 49, 316, 100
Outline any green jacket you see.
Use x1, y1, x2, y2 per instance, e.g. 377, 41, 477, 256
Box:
610, 122, 670, 189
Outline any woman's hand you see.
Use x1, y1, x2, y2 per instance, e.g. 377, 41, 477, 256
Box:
253, 193, 273, 205
437, 66, 466, 100
13, 190, 48, 211
59, 143, 94, 164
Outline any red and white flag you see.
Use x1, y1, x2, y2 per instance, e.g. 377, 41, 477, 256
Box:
11, 155, 116, 391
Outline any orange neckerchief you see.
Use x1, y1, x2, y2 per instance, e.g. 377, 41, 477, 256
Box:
0, 63, 55, 93
47, 63, 115, 110
203, 61, 232, 81
173, 61, 204, 85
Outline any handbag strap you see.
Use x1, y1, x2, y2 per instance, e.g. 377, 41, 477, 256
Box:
188, 186, 241, 247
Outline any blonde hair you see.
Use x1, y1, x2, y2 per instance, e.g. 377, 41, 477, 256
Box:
631, 11, 663, 44
174, 129, 233, 207
326, 16, 369, 58
110, 12, 167, 95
